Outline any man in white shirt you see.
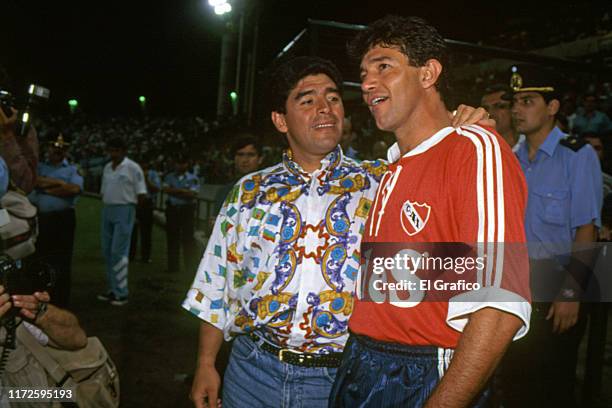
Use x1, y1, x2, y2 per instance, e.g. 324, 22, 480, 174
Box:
97, 137, 146, 306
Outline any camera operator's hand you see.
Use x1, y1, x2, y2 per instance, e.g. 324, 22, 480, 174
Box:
0, 106, 17, 130
11, 291, 50, 321
0, 285, 12, 317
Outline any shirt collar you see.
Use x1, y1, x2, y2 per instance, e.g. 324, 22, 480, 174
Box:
387, 127, 454, 163
112, 157, 128, 168
538, 126, 565, 157
282, 145, 343, 178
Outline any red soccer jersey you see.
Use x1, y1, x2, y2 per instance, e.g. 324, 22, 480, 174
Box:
350, 125, 531, 349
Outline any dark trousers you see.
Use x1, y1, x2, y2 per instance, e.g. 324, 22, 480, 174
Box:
499, 303, 588, 408
330, 334, 490, 407
165, 203, 196, 273
130, 200, 154, 261
36, 209, 76, 308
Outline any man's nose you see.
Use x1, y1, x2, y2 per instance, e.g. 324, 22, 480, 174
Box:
361, 74, 377, 94
316, 98, 331, 114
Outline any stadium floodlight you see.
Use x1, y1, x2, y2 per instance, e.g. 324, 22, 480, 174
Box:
214, 2, 231, 15
230, 91, 237, 101
68, 99, 78, 114
139, 95, 146, 104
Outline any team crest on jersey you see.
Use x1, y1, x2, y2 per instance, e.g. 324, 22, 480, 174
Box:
400, 200, 431, 236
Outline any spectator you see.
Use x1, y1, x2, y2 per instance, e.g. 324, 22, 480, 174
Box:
97, 137, 146, 306
572, 93, 612, 136
341, 117, 360, 160
583, 132, 612, 197
0, 66, 39, 194
162, 155, 199, 274
481, 83, 523, 150
130, 160, 160, 264
213, 136, 263, 214
370, 139, 388, 160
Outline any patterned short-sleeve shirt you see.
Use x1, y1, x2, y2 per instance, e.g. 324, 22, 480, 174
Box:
182, 146, 386, 353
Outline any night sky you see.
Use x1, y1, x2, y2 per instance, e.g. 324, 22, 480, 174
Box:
1, 0, 601, 117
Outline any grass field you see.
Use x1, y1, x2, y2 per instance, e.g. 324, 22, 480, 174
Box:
71, 197, 612, 407
71, 197, 202, 407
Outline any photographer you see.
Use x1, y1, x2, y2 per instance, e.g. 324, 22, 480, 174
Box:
1, 286, 87, 350
0, 285, 87, 407
0, 66, 39, 194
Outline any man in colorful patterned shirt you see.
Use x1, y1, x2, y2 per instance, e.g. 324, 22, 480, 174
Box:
183, 56, 386, 408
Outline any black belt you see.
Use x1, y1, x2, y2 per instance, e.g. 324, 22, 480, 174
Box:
248, 332, 343, 368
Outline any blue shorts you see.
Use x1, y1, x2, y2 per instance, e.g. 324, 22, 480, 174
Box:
329, 333, 490, 408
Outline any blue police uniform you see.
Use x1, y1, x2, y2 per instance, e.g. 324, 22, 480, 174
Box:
163, 171, 200, 273
29, 159, 83, 307
130, 168, 161, 262
0, 157, 9, 197
517, 127, 602, 260
503, 126, 602, 408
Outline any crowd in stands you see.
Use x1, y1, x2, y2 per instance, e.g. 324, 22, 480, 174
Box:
33, 71, 612, 199
35, 115, 261, 192
482, 8, 611, 50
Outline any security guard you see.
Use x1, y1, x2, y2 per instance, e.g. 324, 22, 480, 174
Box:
500, 65, 602, 407
163, 155, 200, 273
29, 132, 83, 308
130, 160, 160, 263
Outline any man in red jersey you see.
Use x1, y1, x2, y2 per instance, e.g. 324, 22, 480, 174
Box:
329, 15, 531, 407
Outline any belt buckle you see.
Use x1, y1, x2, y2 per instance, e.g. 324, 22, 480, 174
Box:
279, 348, 301, 363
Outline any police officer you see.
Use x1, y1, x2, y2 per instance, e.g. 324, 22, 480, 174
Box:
500, 65, 603, 408
130, 160, 160, 263
30, 132, 83, 308
163, 155, 199, 273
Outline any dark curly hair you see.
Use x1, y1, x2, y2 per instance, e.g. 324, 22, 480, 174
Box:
268, 56, 343, 114
348, 15, 449, 100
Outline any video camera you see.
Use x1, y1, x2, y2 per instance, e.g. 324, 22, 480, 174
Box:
0, 84, 50, 137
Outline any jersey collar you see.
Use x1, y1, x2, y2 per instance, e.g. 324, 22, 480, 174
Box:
386, 127, 455, 163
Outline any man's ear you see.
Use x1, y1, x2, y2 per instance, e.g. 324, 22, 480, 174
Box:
420, 59, 443, 90
547, 99, 560, 116
271, 111, 288, 133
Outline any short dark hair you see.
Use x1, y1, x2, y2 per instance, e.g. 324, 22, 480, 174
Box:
231, 136, 262, 157
348, 15, 449, 100
107, 137, 126, 150
483, 83, 510, 96
268, 56, 343, 114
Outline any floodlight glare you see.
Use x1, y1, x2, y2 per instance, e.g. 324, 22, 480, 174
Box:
68, 99, 78, 107
214, 2, 231, 14
208, 0, 227, 6
230, 91, 237, 101
139, 96, 146, 103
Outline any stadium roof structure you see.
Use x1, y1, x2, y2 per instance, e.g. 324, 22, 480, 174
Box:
270, 18, 609, 97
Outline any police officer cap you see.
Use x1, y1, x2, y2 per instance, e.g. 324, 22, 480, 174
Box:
503, 64, 562, 100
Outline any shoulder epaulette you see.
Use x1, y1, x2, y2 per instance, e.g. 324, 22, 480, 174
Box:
559, 136, 588, 152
